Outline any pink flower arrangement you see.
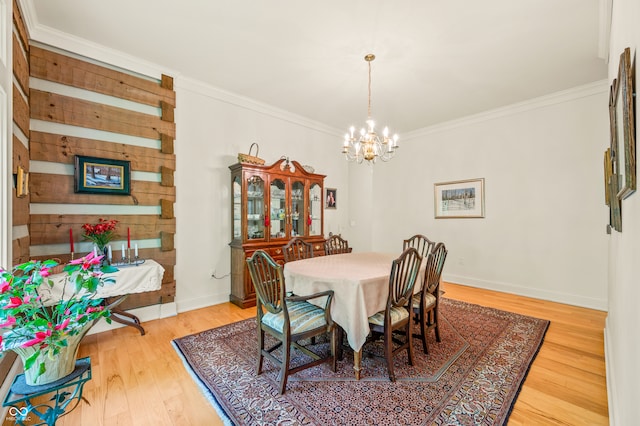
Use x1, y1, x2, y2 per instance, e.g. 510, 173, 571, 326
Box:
0, 252, 116, 378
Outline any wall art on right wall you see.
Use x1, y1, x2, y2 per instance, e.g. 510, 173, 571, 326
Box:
434, 178, 485, 219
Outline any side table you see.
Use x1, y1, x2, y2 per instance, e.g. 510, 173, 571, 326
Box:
3, 357, 91, 425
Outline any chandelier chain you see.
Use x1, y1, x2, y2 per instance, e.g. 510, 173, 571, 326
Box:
367, 59, 372, 119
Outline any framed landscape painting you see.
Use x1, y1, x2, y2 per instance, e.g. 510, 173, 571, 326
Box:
434, 178, 485, 218
74, 155, 131, 195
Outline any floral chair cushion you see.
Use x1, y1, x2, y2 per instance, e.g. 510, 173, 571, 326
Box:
262, 300, 327, 334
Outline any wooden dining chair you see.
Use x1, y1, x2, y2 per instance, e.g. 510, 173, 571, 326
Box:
412, 242, 448, 354
365, 247, 422, 382
246, 250, 337, 394
323, 234, 352, 255
403, 234, 436, 259
282, 237, 314, 263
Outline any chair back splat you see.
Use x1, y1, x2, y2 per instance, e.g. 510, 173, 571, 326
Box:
324, 234, 352, 255
282, 237, 314, 263
403, 234, 435, 259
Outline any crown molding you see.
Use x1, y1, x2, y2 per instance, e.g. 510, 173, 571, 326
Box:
176, 77, 341, 137
403, 80, 609, 141
19, 0, 179, 81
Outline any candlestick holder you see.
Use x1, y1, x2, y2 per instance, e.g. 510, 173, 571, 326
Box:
111, 250, 145, 267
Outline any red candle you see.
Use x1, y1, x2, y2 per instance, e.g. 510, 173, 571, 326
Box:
69, 228, 74, 252
127, 227, 131, 248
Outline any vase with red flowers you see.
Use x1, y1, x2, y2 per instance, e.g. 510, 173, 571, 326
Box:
82, 218, 118, 264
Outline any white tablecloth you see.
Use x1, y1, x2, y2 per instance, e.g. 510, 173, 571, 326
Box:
39, 259, 165, 304
284, 252, 401, 351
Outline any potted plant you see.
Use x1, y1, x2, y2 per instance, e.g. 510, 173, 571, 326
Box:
0, 252, 116, 385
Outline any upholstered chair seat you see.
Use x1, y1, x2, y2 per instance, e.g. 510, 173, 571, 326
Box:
262, 301, 329, 334
412, 293, 436, 310
368, 306, 410, 326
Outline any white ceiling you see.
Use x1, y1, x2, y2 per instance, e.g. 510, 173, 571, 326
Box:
24, 0, 608, 134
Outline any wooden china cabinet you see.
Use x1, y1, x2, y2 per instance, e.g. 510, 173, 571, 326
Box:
229, 158, 325, 308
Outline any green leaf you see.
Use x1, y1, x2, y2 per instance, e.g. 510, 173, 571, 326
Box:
37, 361, 46, 377
23, 351, 39, 370
100, 265, 119, 274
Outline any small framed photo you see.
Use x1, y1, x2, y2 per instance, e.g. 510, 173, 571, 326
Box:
325, 188, 337, 209
74, 155, 131, 195
434, 178, 485, 218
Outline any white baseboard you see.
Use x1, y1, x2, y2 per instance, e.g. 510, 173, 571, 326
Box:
88, 292, 232, 335
604, 317, 616, 426
175, 292, 231, 314
443, 273, 607, 311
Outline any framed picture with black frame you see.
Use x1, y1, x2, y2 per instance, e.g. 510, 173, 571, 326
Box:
74, 155, 131, 195
325, 188, 337, 209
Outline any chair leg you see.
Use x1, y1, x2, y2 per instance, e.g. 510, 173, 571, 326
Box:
420, 307, 429, 354
336, 327, 344, 361
257, 328, 265, 375
331, 327, 338, 372
279, 340, 291, 394
406, 321, 414, 366
385, 327, 396, 382
433, 309, 441, 342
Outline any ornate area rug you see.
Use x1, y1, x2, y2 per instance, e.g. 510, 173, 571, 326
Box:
172, 299, 549, 425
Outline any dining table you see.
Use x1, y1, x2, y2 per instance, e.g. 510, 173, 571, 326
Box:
283, 251, 422, 379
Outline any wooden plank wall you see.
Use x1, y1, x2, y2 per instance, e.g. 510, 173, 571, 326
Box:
28, 45, 177, 310
4, 0, 30, 386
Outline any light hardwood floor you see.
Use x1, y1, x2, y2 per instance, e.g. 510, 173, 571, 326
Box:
49, 282, 607, 425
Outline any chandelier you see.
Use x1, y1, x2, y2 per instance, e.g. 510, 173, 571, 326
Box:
342, 54, 398, 164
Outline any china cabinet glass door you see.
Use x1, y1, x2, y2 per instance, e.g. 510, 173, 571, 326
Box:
309, 183, 322, 236
247, 175, 265, 240
232, 177, 242, 240
270, 178, 287, 239
291, 180, 304, 237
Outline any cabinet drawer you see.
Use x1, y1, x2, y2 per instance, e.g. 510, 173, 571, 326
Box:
269, 247, 285, 258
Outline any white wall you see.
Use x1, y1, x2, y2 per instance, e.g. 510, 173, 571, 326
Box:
369, 82, 609, 310
1, 0, 12, 268
605, 0, 639, 423
173, 78, 350, 311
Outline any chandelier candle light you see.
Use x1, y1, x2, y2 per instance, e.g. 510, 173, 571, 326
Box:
342, 54, 399, 164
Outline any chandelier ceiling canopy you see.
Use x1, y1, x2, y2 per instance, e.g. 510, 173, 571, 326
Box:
342, 54, 398, 164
